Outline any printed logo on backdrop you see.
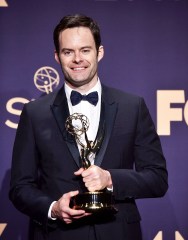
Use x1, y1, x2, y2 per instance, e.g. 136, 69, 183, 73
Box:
157, 90, 188, 136
5, 84, 188, 135
0, 225, 185, 239
34, 66, 60, 94
5, 66, 60, 129
153, 231, 185, 240
0, 0, 8, 7
0, 224, 7, 237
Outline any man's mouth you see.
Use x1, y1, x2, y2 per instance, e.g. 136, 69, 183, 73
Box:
71, 67, 86, 71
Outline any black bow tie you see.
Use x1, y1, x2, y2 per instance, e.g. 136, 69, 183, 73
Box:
70, 90, 98, 106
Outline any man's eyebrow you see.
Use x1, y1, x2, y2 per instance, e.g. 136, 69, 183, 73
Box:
80, 46, 92, 49
61, 48, 73, 52
61, 46, 92, 52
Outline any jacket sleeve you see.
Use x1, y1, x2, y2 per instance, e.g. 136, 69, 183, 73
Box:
109, 98, 168, 200
9, 104, 53, 228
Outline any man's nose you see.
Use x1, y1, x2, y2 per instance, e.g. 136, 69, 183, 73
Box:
73, 51, 83, 63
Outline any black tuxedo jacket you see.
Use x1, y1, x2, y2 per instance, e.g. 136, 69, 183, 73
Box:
9, 85, 168, 240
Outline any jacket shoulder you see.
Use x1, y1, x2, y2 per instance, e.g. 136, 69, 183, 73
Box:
24, 87, 62, 112
102, 85, 143, 105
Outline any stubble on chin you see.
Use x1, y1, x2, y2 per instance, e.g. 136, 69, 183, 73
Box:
64, 70, 98, 90
65, 78, 93, 89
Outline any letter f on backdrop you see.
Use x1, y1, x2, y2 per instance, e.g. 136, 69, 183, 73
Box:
157, 90, 185, 136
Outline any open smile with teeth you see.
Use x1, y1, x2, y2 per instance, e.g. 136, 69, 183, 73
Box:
71, 67, 86, 71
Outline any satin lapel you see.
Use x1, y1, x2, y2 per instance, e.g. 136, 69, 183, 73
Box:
94, 86, 118, 167
50, 87, 80, 168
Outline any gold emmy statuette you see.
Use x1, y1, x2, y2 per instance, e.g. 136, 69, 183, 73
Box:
65, 113, 117, 213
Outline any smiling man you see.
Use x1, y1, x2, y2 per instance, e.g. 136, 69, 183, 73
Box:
9, 14, 168, 240
55, 27, 104, 90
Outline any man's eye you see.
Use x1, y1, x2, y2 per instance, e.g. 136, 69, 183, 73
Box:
64, 51, 72, 56
82, 49, 90, 54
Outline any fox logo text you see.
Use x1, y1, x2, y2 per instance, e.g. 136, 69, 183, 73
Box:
157, 90, 188, 136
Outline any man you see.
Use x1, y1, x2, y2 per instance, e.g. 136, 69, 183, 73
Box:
9, 14, 168, 240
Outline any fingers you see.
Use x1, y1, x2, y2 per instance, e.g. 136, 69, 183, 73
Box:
63, 211, 91, 224
81, 165, 110, 192
67, 190, 79, 198
75, 166, 112, 192
52, 190, 88, 224
74, 167, 84, 176
63, 208, 87, 224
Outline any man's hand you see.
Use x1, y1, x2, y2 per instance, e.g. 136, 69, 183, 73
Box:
74, 165, 112, 192
51, 190, 90, 224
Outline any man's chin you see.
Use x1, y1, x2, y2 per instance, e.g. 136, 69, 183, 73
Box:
65, 78, 92, 88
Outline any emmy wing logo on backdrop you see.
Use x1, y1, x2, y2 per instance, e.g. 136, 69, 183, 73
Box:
34, 66, 60, 94
5, 66, 60, 129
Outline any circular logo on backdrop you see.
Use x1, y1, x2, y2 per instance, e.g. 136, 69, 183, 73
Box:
34, 66, 60, 94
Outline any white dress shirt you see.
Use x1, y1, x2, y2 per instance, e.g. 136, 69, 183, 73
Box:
48, 79, 102, 219
65, 79, 102, 164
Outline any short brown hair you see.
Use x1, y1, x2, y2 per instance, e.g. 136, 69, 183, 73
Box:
53, 14, 101, 53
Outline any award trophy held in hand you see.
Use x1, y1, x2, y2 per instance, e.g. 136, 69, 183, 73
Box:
65, 113, 117, 213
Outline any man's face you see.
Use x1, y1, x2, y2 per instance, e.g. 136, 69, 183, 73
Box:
55, 27, 104, 89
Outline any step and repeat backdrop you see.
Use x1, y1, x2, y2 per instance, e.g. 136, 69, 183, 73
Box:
0, 0, 188, 239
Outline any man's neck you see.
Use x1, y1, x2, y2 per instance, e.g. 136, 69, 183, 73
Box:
65, 78, 98, 94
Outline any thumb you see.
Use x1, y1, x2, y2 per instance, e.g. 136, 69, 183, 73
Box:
74, 168, 84, 176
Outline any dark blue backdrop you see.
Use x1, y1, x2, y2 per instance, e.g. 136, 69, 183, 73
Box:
1, 0, 188, 239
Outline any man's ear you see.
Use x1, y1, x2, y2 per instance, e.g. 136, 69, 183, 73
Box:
54, 51, 60, 64
97, 45, 104, 62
